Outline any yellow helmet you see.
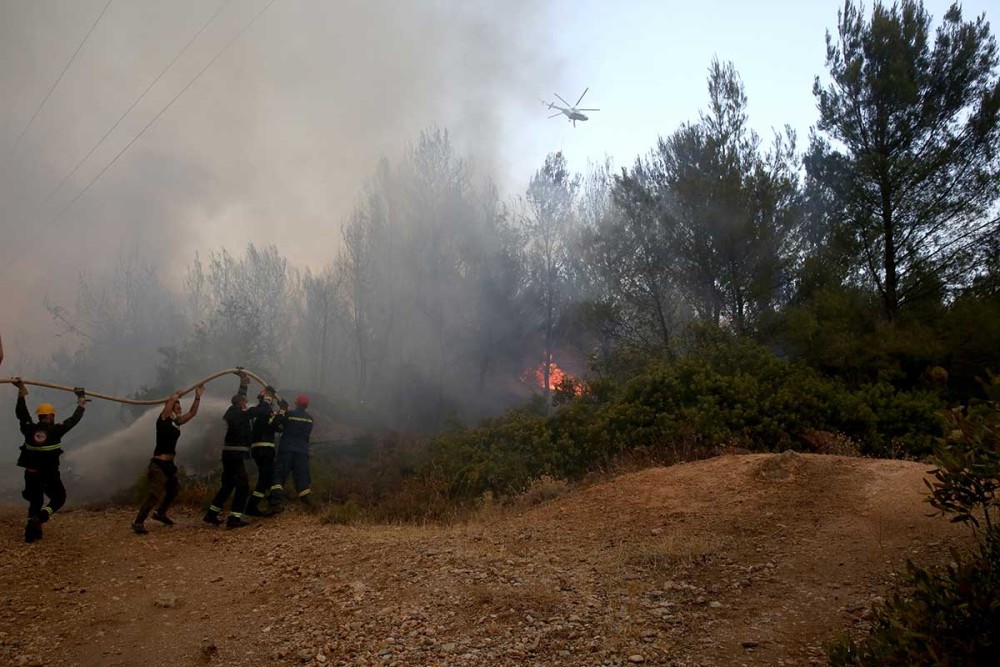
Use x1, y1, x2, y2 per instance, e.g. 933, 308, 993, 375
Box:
36, 403, 56, 416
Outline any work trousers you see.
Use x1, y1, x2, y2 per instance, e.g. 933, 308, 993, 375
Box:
269, 450, 311, 505
250, 445, 276, 501
23, 466, 66, 521
135, 459, 179, 524
209, 453, 250, 516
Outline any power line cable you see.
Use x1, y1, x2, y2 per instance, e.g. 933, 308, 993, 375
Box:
39, 0, 234, 210
0, 0, 278, 279
9, 0, 115, 152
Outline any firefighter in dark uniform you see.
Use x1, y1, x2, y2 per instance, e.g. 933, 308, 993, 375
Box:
269, 394, 314, 511
204, 372, 255, 528
244, 387, 285, 517
132, 384, 204, 534
12, 378, 87, 543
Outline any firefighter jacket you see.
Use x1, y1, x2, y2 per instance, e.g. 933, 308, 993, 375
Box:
222, 383, 253, 457
250, 398, 284, 446
16, 395, 85, 469
280, 408, 313, 455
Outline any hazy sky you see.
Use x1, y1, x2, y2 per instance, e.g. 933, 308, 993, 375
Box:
0, 0, 995, 360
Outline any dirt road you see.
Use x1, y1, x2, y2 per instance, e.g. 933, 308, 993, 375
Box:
0, 453, 968, 666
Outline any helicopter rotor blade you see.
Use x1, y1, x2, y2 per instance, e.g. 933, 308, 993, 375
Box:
575, 87, 589, 107
577, 108, 600, 112
554, 93, 571, 107
547, 112, 562, 119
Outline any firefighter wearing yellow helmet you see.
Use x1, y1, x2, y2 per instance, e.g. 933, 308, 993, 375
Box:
12, 379, 87, 543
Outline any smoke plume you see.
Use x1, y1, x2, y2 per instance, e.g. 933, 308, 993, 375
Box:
0, 0, 560, 355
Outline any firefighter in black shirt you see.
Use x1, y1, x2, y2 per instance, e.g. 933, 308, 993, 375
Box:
204, 372, 257, 528
12, 378, 87, 543
132, 384, 204, 535
245, 387, 285, 517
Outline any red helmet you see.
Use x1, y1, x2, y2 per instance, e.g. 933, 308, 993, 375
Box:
295, 394, 310, 408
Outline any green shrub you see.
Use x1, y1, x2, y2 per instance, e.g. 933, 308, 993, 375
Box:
410, 334, 949, 507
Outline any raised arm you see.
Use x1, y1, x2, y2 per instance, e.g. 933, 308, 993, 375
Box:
14, 379, 31, 426
57, 388, 88, 434
175, 385, 204, 425
237, 371, 250, 398
160, 393, 180, 420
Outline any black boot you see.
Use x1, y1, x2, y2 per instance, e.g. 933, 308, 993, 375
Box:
24, 517, 42, 543
203, 510, 222, 526
226, 515, 250, 529
151, 511, 174, 526
244, 497, 267, 517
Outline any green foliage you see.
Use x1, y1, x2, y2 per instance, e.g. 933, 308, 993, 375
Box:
425, 407, 554, 499
812, 0, 1000, 320
849, 382, 944, 458
938, 293, 1000, 401
776, 286, 951, 387
610, 58, 804, 336
926, 377, 1000, 533
416, 333, 947, 505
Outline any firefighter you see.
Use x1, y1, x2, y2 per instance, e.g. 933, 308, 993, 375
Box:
269, 394, 314, 511
132, 384, 204, 535
244, 387, 285, 517
204, 372, 255, 529
11, 378, 87, 543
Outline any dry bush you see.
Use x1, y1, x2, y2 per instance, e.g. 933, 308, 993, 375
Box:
799, 429, 862, 456
615, 531, 722, 579
510, 475, 570, 509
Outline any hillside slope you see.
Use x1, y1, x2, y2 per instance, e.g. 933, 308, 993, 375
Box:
0, 453, 969, 666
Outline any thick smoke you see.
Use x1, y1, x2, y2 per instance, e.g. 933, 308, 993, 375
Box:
0, 1, 563, 500
0, 0, 560, 354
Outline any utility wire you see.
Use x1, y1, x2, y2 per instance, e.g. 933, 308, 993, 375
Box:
9, 0, 115, 152
0, 0, 278, 279
40, 0, 234, 210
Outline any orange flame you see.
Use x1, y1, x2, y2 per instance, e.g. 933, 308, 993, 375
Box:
523, 360, 583, 394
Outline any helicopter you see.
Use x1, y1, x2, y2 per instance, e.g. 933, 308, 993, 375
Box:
541, 87, 600, 127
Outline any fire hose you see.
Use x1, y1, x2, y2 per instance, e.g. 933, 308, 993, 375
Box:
0, 368, 279, 406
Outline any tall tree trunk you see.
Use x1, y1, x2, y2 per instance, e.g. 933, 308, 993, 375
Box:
882, 189, 898, 322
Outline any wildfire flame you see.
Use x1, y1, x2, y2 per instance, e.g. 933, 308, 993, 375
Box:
523, 360, 583, 394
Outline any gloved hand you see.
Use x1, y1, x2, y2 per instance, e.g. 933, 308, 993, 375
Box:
13, 378, 28, 396
73, 387, 88, 405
